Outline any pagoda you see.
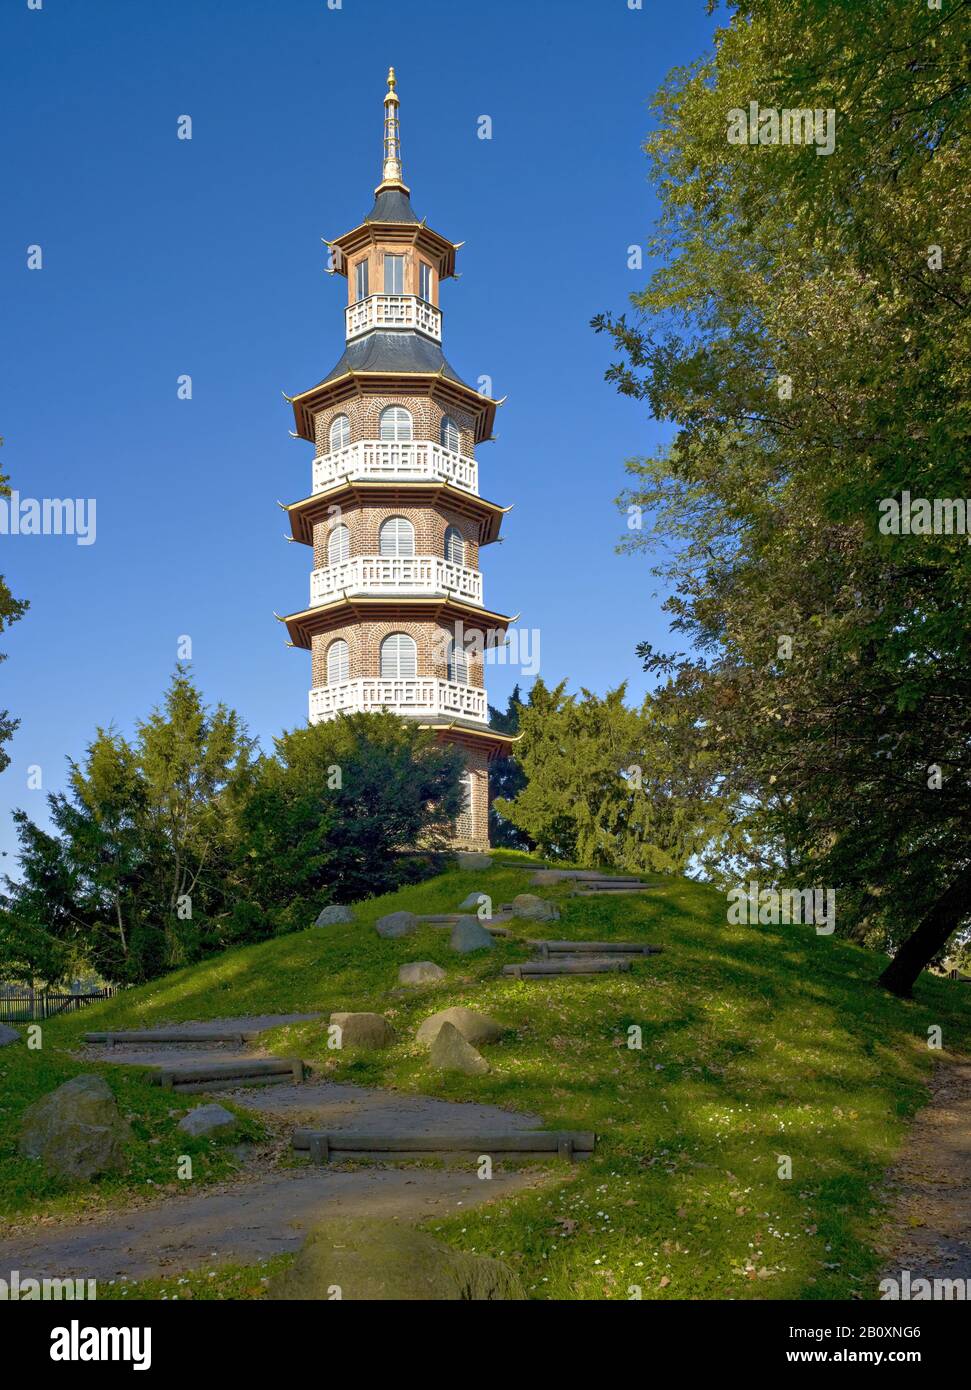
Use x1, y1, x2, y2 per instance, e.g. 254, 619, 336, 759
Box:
279, 68, 516, 850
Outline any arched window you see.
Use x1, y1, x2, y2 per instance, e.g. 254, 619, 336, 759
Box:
444, 525, 466, 566
326, 639, 349, 684
329, 414, 350, 451
379, 516, 415, 558
327, 523, 350, 566
380, 632, 417, 679
439, 415, 460, 453
379, 405, 413, 442
447, 637, 469, 685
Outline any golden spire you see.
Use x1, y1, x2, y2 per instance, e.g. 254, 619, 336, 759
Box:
377, 66, 409, 193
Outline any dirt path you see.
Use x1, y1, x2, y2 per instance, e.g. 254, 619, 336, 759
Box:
876, 1056, 971, 1289
0, 1165, 547, 1281
231, 1077, 543, 1132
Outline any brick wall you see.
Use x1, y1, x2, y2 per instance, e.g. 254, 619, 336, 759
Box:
310, 618, 485, 687
311, 502, 480, 570
313, 396, 476, 459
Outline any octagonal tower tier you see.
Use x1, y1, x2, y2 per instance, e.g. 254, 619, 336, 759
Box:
279, 68, 516, 849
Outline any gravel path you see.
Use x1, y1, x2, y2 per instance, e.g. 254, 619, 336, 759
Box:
876, 1057, 971, 1291
0, 1166, 545, 1281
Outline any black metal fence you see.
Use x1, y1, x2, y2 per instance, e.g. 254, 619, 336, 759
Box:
0, 988, 114, 1024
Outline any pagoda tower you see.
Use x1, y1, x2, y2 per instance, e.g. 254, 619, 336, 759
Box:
280, 68, 516, 850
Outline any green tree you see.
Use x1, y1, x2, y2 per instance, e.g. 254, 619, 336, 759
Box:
487, 685, 533, 851
2, 667, 255, 984
0, 457, 28, 775
233, 712, 465, 935
494, 678, 719, 872
594, 0, 970, 995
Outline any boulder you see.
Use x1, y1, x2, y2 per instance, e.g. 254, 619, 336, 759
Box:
449, 918, 495, 953
429, 1022, 490, 1076
458, 892, 488, 911
329, 1011, 395, 1049
511, 893, 560, 922
315, 905, 354, 926
454, 852, 493, 870
177, 1103, 238, 1140
267, 1216, 524, 1300
415, 1006, 503, 1049
397, 961, 446, 986
18, 1074, 131, 1181
375, 910, 419, 939
0, 1023, 21, 1047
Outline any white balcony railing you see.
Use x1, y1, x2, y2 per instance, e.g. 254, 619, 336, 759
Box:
310, 555, 483, 607
309, 677, 488, 725
345, 294, 442, 342
312, 439, 478, 496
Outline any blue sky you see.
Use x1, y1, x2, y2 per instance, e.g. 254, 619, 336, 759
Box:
0, 0, 718, 864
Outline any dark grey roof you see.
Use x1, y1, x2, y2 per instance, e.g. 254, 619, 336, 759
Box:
318, 331, 470, 387
366, 187, 420, 224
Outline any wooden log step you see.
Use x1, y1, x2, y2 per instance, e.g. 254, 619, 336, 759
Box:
503, 960, 632, 977
292, 1129, 595, 1163
573, 887, 658, 896
536, 941, 662, 956
85, 1030, 258, 1045
165, 1074, 299, 1095
151, 1058, 304, 1088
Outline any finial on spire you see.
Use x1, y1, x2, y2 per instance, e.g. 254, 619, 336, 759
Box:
377, 65, 409, 194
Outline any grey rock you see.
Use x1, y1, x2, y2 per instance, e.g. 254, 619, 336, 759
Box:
449, 917, 496, 953
267, 1216, 524, 1301
177, 1103, 238, 1139
18, 1074, 131, 1181
458, 892, 488, 910
315, 905, 354, 926
511, 893, 560, 922
429, 1022, 490, 1076
397, 961, 446, 986
415, 1006, 503, 1049
330, 1011, 395, 1049
0, 1023, 21, 1047
375, 910, 419, 939
454, 852, 493, 870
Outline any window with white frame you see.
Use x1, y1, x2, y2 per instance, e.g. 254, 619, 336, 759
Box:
383, 253, 404, 294
329, 414, 350, 451
459, 768, 474, 814
444, 525, 466, 566
448, 637, 469, 685
380, 632, 417, 678
439, 414, 460, 453
419, 261, 433, 302
379, 405, 413, 441
326, 639, 349, 684
354, 259, 369, 301
327, 523, 350, 565
379, 516, 415, 558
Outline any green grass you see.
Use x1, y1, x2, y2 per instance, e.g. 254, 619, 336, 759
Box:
3, 851, 970, 1299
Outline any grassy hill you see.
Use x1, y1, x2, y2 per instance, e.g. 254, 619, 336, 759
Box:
3, 851, 970, 1300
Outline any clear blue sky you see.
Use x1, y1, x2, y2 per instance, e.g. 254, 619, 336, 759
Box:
0, 0, 718, 864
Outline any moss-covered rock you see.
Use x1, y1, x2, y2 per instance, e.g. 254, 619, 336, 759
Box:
267, 1217, 525, 1300
18, 1074, 131, 1181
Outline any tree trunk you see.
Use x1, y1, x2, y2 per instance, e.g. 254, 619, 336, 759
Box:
878, 862, 971, 998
